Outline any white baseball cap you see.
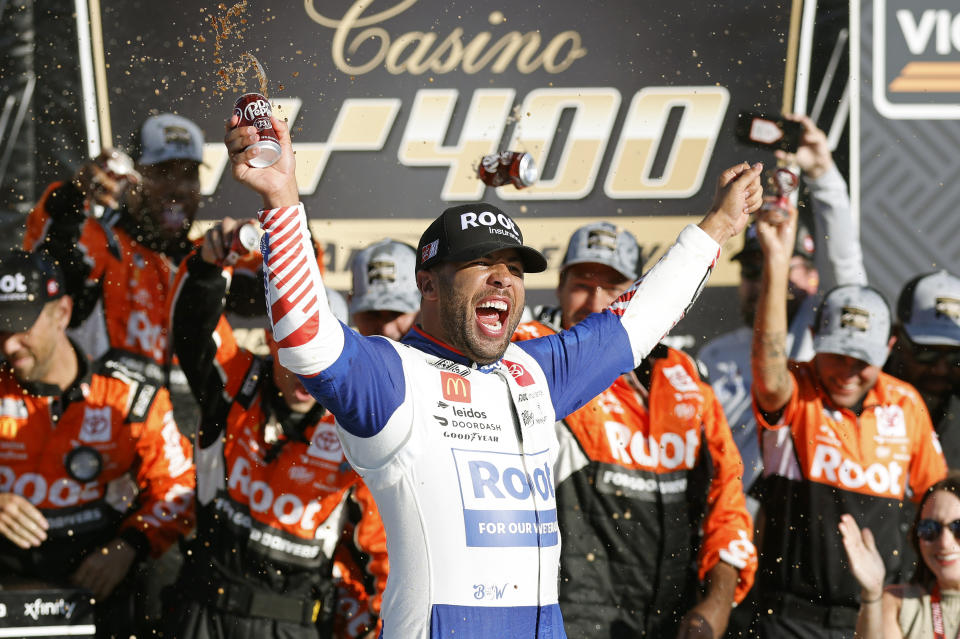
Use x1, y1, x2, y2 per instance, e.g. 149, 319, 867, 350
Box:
896, 270, 960, 347
562, 221, 640, 281
814, 285, 892, 367
138, 113, 204, 165
350, 239, 420, 316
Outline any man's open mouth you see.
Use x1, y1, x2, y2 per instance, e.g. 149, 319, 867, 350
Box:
475, 298, 509, 336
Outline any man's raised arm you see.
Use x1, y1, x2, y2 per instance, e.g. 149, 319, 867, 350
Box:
223, 114, 342, 376
750, 203, 799, 414
613, 162, 764, 366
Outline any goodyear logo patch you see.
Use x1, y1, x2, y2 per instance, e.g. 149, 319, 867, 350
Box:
452, 448, 558, 548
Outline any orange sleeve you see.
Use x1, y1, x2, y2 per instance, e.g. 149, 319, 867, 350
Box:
24, 181, 110, 285
120, 387, 196, 556
698, 384, 758, 603
332, 481, 388, 638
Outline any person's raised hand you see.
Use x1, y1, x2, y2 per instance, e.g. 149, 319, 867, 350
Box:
838, 513, 886, 602
776, 113, 833, 180
71, 148, 138, 211
754, 196, 797, 267
200, 216, 244, 265
224, 114, 298, 209
699, 162, 764, 245
0, 492, 48, 548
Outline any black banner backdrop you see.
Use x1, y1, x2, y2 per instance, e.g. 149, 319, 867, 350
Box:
89, 0, 792, 344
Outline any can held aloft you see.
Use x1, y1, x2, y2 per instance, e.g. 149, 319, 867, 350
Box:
98, 149, 141, 183
222, 221, 261, 266
477, 151, 538, 189
233, 92, 281, 168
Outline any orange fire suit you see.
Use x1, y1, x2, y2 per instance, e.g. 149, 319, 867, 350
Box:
168, 251, 386, 639
0, 345, 196, 578
514, 320, 756, 638
754, 361, 947, 631
24, 181, 185, 365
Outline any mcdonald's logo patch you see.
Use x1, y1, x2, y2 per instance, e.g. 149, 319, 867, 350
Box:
0, 416, 20, 438
441, 371, 471, 403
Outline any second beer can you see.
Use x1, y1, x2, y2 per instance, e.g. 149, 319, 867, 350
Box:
222, 221, 261, 266
233, 92, 281, 168
477, 151, 538, 189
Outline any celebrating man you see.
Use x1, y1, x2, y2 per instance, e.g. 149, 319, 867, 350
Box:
224, 114, 762, 638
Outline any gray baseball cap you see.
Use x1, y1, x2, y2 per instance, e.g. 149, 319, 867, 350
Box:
561, 221, 640, 281
349, 239, 420, 315
138, 113, 204, 166
896, 270, 960, 347
813, 285, 892, 367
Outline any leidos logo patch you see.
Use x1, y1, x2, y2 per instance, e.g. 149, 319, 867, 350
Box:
441, 371, 471, 403
874, 0, 960, 118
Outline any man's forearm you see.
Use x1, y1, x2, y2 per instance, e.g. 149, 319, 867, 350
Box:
751, 260, 792, 412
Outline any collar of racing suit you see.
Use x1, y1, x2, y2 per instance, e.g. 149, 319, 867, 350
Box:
404, 324, 501, 372
18, 339, 91, 404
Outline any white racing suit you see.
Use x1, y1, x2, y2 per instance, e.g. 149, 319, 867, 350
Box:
258, 203, 721, 638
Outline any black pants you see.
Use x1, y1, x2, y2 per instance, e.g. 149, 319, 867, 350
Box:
163, 600, 327, 639
759, 615, 854, 639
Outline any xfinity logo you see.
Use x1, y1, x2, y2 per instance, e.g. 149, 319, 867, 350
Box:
24, 597, 76, 621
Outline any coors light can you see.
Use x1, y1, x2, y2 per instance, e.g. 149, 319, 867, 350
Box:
477, 151, 538, 189
233, 93, 281, 168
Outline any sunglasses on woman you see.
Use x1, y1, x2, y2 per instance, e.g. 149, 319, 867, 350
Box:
916, 518, 960, 542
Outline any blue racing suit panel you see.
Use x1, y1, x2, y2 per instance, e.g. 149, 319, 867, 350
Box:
515, 309, 635, 420
304, 326, 408, 439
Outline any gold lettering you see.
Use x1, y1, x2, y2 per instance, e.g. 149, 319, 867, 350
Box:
307, 0, 587, 76
541, 31, 587, 73
424, 28, 465, 74
385, 32, 438, 74
332, 1, 389, 75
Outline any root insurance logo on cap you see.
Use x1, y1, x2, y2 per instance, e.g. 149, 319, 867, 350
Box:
415, 203, 547, 274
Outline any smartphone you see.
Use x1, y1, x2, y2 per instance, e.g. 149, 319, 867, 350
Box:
735, 111, 803, 153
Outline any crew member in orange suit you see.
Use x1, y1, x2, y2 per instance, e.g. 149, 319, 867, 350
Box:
166, 218, 387, 639
750, 200, 946, 639
0, 249, 195, 637
515, 222, 757, 639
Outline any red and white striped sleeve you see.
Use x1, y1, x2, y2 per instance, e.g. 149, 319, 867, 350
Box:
609, 224, 721, 368
258, 203, 345, 376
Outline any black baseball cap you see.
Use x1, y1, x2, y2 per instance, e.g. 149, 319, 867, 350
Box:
416, 203, 547, 273
0, 250, 66, 333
